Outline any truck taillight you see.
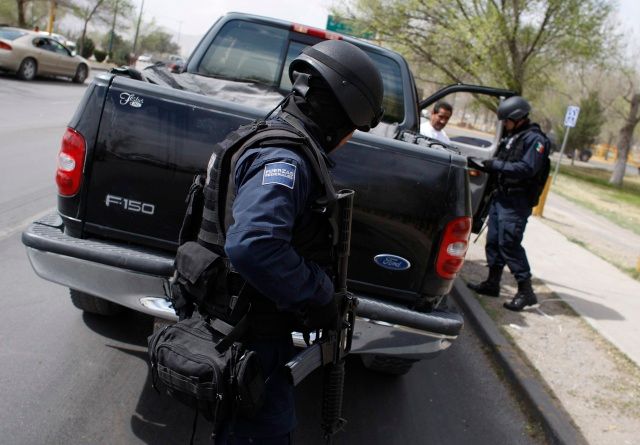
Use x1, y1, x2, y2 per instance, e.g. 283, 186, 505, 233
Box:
436, 217, 472, 279
56, 128, 86, 196
0, 41, 11, 50
291, 23, 342, 40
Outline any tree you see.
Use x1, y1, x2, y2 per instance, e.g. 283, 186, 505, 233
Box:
1, 0, 55, 28
610, 87, 640, 186
556, 91, 604, 160
100, 30, 130, 64
139, 27, 179, 55
67, 0, 106, 56
338, 0, 615, 103
63, 0, 133, 57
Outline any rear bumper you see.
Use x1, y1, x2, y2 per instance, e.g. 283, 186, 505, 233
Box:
23, 213, 463, 360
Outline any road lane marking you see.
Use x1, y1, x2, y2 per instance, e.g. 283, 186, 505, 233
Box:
0, 207, 55, 241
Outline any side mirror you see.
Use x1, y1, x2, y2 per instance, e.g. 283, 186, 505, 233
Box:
71, 50, 77, 57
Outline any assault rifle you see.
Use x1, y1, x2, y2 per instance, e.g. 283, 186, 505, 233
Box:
285, 189, 357, 443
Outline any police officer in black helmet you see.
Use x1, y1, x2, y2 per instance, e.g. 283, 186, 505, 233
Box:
216, 40, 383, 443
467, 96, 550, 312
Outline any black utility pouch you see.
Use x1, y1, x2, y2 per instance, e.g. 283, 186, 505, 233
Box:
170, 241, 229, 318
148, 316, 266, 427
148, 316, 232, 425
233, 349, 265, 418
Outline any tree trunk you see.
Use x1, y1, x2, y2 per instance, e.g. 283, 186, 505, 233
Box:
609, 93, 640, 187
17, 0, 27, 27
79, 22, 88, 57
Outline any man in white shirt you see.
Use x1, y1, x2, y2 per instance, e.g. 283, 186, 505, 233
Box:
420, 101, 453, 143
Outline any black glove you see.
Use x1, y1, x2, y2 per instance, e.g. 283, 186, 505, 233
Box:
482, 159, 497, 171
467, 157, 488, 171
467, 157, 496, 172
301, 296, 339, 331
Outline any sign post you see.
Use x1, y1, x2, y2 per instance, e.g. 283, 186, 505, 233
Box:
552, 105, 580, 183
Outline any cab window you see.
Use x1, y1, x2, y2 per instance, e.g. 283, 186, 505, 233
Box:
198, 20, 288, 84
199, 20, 405, 125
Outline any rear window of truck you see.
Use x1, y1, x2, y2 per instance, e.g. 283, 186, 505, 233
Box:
197, 20, 405, 124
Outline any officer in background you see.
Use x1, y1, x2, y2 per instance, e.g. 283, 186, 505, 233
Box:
219, 40, 383, 443
467, 96, 550, 311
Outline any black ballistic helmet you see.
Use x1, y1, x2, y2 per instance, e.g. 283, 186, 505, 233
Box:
497, 96, 531, 121
289, 40, 384, 131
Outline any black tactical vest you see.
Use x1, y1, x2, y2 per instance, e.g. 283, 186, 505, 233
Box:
188, 116, 339, 334
495, 123, 550, 202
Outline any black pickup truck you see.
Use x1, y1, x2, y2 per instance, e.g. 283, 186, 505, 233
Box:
22, 13, 514, 375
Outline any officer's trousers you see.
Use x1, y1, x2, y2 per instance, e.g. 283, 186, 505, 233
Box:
485, 195, 532, 282
218, 335, 296, 444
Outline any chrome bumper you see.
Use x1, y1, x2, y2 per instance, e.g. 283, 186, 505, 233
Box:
23, 214, 463, 360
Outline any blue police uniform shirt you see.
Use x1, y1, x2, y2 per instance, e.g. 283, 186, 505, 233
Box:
491, 128, 547, 180
224, 145, 334, 310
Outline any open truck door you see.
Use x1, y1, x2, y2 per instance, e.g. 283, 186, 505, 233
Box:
419, 84, 517, 233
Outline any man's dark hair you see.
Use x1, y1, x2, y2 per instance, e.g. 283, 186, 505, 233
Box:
433, 101, 453, 114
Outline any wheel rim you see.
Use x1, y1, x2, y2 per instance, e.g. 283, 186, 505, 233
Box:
77, 66, 87, 82
23, 60, 35, 78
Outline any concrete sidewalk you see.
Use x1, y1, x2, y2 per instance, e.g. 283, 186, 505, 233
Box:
460, 192, 640, 443
523, 195, 640, 368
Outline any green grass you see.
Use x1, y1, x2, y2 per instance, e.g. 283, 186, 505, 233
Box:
555, 164, 640, 204
551, 162, 640, 236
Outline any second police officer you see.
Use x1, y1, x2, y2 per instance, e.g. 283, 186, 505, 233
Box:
214, 40, 384, 443
468, 96, 550, 312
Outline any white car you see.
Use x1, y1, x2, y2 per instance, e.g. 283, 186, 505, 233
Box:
0, 27, 89, 83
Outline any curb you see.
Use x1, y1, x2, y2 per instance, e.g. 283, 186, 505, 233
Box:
451, 279, 588, 445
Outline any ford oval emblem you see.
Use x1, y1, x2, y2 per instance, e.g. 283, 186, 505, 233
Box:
373, 254, 411, 271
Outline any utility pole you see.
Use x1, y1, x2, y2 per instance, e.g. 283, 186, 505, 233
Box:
108, 0, 120, 58
47, 0, 57, 34
132, 0, 145, 58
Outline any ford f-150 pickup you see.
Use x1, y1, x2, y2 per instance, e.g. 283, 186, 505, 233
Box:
22, 12, 514, 375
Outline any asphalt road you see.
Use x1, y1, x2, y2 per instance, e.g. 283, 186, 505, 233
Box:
0, 73, 543, 445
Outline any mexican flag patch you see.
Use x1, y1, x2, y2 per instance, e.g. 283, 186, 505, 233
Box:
535, 142, 545, 154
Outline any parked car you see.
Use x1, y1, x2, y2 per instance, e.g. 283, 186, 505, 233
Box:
566, 148, 592, 162
0, 27, 89, 83
166, 54, 185, 73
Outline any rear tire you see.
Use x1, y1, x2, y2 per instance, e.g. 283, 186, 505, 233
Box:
17, 58, 37, 80
72, 64, 88, 83
70, 289, 123, 316
361, 354, 417, 376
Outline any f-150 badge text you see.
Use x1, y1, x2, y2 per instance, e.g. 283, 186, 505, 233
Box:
119, 92, 144, 108
106, 194, 155, 215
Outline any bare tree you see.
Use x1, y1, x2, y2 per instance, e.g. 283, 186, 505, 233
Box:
16, 0, 28, 27
610, 88, 640, 186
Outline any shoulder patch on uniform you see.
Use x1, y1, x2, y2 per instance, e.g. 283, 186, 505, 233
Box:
262, 162, 296, 189
535, 141, 545, 154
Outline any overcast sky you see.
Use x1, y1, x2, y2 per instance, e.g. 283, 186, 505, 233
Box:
112, 0, 640, 57
139, 0, 336, 55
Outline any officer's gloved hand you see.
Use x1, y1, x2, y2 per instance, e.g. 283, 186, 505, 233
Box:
302, 296, 339, 331
482, 159, 497, 171
467, 157, 489, 172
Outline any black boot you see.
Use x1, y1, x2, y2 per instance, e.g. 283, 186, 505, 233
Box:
503, 279, 538, 311
467, 266, 502, 297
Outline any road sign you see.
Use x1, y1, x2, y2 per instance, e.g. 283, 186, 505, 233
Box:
326, 15, 375, 39
564, 105, 580, 128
